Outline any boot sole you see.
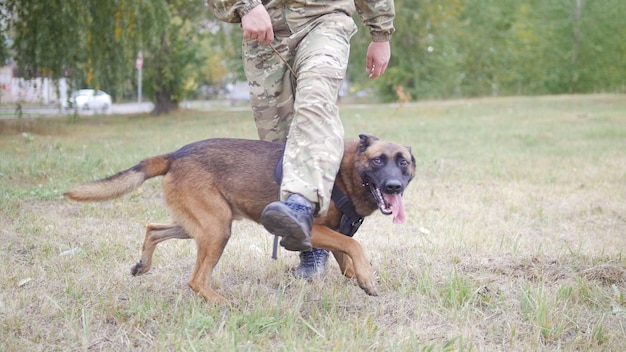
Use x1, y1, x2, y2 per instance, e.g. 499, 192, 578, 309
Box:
261, 205, 312, 251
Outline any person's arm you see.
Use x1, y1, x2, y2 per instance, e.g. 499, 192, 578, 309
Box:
354, 0, 396, 78
365, 41, 391, 79
241, 4, 274, 45
208, 0, 262, 23
208, 0, 274, 45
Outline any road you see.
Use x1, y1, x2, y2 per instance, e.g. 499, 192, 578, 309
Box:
0, 100, 257, 119
0, 102, 155, 119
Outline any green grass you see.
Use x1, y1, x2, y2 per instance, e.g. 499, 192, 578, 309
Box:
1, 95, 625, 351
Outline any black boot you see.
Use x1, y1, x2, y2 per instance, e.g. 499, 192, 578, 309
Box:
261, 194, 313, 251
295, 248, 329, 279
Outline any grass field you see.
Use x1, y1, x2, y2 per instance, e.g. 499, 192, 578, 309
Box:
1, 94, 625, 351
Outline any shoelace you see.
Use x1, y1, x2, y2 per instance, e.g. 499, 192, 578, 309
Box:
285, 201, 311, 213
300, 251, 316, 266
301, 250, 328, 268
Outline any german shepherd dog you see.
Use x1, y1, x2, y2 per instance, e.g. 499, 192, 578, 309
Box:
65, 134, 416, 302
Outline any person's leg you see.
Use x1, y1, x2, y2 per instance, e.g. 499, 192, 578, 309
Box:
242, 17, 318, 254
243, 37, 295, 143
263, 13, 357, 273
243, 15, 319, 254
280, 13, 357, 216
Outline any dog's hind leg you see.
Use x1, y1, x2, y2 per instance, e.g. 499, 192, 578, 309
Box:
131, 223, 191, 276
311, 225, 378, 296
162, 170, 233, 302
186, 216, 232, 303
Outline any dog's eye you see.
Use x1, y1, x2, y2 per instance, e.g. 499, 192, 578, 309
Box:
399, 159, 409, 167
370, 157, 383, 166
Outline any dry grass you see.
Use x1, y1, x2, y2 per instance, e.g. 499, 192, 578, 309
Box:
1, 95, 625, 351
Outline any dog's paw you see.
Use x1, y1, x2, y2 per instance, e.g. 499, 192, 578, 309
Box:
358, 277, 379, 296
130, 261, 150, 276
361, 284, 379, 296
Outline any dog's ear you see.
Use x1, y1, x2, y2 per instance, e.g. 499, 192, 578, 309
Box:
358, 134, 379, 153
405, 146, 415, 160
405, 146, 416, 164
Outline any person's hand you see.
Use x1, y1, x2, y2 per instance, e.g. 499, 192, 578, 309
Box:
366, 41, 391, 79
241, 4, 274, 46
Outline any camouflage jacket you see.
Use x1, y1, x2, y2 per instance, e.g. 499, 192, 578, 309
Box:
208, 0, 395, 42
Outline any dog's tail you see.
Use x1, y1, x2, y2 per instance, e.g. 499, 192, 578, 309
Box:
64, 154, 171, 202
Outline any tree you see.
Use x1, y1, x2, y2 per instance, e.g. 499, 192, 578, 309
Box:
347, 0, 626, 102
7, 0, 623, 112
2, 0, 209, 116
142, 0, 209, 115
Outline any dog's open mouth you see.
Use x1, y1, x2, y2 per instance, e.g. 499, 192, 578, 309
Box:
366, 181, 407, 224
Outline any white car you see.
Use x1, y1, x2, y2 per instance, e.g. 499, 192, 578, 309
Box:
64, 89, 112, 112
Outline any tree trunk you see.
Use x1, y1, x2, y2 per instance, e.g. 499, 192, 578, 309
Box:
152, 89, 177, 116
572, 0, 583, 66
150, 33, 178, 116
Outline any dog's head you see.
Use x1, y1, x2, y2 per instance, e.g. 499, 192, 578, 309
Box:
356, 134, 416, 223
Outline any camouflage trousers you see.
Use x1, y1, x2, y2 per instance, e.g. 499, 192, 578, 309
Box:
243, 9, 357, 216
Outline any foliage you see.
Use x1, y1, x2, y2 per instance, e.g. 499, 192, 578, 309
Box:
142, 0, 209, 115
349, 0, 626, 102
1, 0, 214, 115
4, 1, 167, 96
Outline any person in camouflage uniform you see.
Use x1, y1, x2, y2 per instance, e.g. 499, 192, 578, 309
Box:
208, 0, 395, 278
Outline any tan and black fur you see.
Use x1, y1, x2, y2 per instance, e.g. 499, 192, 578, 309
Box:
65, 134, 416, 302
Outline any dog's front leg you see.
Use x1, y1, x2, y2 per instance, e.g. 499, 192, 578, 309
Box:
331, 251, 355, 278
311, 225, 377, 296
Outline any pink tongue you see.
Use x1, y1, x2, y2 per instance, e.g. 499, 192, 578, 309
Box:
384, 194, 406, 224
